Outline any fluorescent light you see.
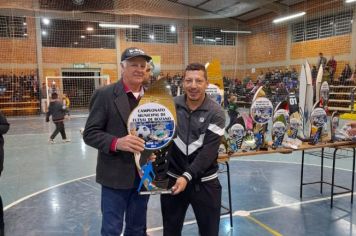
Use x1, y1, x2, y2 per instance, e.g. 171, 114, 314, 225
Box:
220, 30, 252, 34
73, 42, 78, 45
99, 23, 139, 29
195, 36, 203, 39
41, 30, 47, 36
170, 25, 176, 32
346, 0, 356, 3
86, 27, 94, 31
205, 38, 215, 42
23, 22, 27, 26
149, 34, 155, 40
42, 18, 50, 25
80, 35, 86, 39
273, 12, 306, 24
88, 34, 115, 38
23, 33, 28, 36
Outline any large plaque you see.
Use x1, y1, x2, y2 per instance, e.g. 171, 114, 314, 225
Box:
128, 78, 177, 194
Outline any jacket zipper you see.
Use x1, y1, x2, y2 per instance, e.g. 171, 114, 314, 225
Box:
186, 110, 192, 156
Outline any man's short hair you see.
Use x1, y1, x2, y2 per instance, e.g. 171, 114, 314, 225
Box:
184, 63, 207, 80
51, 93, 58, 99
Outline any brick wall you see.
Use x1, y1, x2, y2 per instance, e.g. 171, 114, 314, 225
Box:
291, 35, 351, 59
0, 1, 354, 82
0, 17, 37, 64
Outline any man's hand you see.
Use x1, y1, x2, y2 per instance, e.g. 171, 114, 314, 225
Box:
171, 177, 188, 195
348, 128, 356, 136
115, 135, 145, 153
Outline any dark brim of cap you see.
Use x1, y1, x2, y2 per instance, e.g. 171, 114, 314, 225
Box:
123, 55, 152, 62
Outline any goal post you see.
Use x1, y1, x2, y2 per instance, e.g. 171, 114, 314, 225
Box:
43, 75, 110, 113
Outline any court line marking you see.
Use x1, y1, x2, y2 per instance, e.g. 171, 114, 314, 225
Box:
146, 192, 356, 233
231, 158, 356, 173
4, 159, 355, 211
3, 174, 95, 211
4, 159, 356, 233
245, 192, 354, 214
246, 215, 283, 236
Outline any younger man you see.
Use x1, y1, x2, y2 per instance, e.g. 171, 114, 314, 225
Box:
161, 63, 226, 236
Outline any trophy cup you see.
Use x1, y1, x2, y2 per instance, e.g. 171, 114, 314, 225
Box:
128, 79, 176, 194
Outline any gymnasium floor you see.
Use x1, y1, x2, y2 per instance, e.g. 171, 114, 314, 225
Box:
1, 115, 356, 236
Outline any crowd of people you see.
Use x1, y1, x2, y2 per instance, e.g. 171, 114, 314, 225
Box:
0, 72, 40, 102
315, 52, 356, 83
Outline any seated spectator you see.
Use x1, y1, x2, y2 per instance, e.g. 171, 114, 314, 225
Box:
242, 75, 251, 87
257, 71, 265, 82
245, 80, 254, 91
0, 78, 6, 96
339, 63, 352, 82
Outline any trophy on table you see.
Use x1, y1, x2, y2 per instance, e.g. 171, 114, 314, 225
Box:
308, 107, 327, 145
250, 87, 273, 150
128, 79, 177, 194
330, 111, 339, 142
272, 101, 289, 149
227, 121, 245, 153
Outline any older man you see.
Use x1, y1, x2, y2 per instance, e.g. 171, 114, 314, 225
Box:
83, 47, 152, 236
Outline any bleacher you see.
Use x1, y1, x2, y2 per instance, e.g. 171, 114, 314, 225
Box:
0, 74, 41, 116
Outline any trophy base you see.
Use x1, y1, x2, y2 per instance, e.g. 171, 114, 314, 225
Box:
139, 189, 172, 195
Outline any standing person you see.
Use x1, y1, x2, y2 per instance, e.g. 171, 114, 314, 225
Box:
160, 63, 226, 236
46, 93, 70, 144
0, 111, 9, 236
226, 94, 239, 132
83, 47, 152, 236
326, 56, 337, 82
62, 93, 70, 117
317, 52, 327, 70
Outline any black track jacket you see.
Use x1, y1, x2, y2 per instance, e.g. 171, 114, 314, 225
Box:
167, 94, 226, 183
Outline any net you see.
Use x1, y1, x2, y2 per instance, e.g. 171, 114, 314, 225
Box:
0, 0, 355, 117
44, 75, 110, 113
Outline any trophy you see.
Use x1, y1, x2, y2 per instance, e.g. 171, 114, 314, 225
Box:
250, 90, 273, 150
272, 107, 288, 149
228, 122, 245, 153
272, 121, 286, 149
330, 111, 339, 142
128, 79, 176, 194
308, 107, 327, 145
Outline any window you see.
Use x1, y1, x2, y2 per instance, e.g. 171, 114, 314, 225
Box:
334, 11, 352, 36
319, 16, 334, 38
0, 15, 27, 38
41, 19, 115, 49
305, 19, 319, 40
292, 11, 352, 42
292, 22, 304, 42
192, 27, 236, 46
126, 24, 177, 44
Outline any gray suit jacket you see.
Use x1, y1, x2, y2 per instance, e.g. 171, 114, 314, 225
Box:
83, 79, 138, 189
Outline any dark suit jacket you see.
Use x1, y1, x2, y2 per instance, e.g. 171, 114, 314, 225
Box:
83, 80, 139, 189
0, 111, 9, 175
